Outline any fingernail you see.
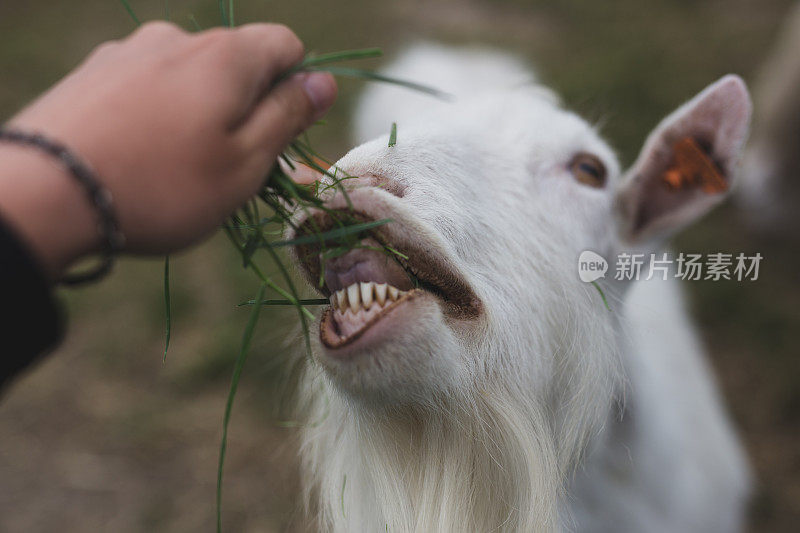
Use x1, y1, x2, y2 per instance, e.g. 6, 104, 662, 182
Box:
302, 72, 338, 120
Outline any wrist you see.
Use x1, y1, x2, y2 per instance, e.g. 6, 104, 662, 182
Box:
0, 143, 101, 281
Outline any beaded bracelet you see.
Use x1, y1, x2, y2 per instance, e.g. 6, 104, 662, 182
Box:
0, 127, 125, 285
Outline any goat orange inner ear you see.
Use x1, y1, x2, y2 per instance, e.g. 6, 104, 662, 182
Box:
662, 137, 727, 194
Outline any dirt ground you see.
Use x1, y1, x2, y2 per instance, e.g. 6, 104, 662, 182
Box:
1, 1, 798, 531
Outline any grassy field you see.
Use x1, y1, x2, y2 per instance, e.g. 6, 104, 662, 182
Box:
1, 0, 798, 531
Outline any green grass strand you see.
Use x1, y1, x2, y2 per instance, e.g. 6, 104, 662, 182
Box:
218, 0, 228, 26
341, 475, 347, 518
188, 14, 202, 31
118, 0, 141, 26
269, 219, 393, 247
301, 48, 382, 68
591, 281, 612, 311
162, 255, 171, 362
239, 298, 328, 307
216, 282, 267, 533
262, 243, 313, 358
309, 66, 451, 99
223, 226, 315, 320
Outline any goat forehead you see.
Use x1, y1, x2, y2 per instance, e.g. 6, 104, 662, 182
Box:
453, 92, 619, 173
342, 90, 618, 181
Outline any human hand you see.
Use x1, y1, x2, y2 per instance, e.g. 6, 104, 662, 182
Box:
0, 21, 336, 279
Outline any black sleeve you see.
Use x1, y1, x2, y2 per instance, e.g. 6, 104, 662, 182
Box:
0, 215, 63, 391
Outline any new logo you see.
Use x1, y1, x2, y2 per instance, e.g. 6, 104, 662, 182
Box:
578, 251, 608, 283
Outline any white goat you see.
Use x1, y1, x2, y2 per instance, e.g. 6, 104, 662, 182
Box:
286, 44, 752, 532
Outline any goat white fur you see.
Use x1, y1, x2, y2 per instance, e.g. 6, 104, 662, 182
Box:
289, 44, 751, 532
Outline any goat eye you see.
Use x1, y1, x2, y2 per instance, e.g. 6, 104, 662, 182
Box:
569, 153, 607, 188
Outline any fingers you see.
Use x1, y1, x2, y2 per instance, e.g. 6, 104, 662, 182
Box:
238, 71, 337, 153
125, 22, 304, 109
230, 23, 305, 88
85, 21, 185, 69
127, 21, 188, 52
195, 23, 306, 119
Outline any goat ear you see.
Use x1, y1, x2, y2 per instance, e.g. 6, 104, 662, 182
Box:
614, 75, 752, 244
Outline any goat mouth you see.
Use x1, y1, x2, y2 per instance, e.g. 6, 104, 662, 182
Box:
290, 199, 482, 352
319, 285, 424, 350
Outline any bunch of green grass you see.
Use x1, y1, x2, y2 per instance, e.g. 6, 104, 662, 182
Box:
118, 2, 444, 531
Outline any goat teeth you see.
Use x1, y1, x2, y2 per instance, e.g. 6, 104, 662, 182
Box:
336, 289, 347, 313
375, 283, 388, 306
388, 286, 400, 301
330, 293, 337, 308
347, 284, 360, 313
360, 282, 374, 309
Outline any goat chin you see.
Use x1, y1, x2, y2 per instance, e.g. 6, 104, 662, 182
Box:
297, 374, 563, 532
294, 322, 622, 531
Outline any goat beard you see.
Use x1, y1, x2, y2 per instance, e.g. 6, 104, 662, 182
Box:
294, 369, 607, 533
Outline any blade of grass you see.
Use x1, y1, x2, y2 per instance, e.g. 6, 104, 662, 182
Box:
383, 244, 408, 260
301, 48, 383, 68
269, 219, 393, 247
217, 282, 267, 533
241, 233, 263, 267
163, 255, 171, 363
188, 14, 202, 31
223, 226, 315, 320
118, 0, 141, 26
163, 0, 170, 21
239, 298, 328, 307
277, 48, 384, 82
308, 66, 452, 99
591, 281, 612, 311
218, 0, 228, 26
341, 475, 347, 518
262, 243, 314, 357
388, 122, 397, 147
228, 0, 235, 27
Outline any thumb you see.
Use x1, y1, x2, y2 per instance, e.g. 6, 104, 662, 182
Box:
239, 71, 337, 152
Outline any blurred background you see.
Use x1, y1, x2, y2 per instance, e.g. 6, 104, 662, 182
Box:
1, 1, 798, 531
